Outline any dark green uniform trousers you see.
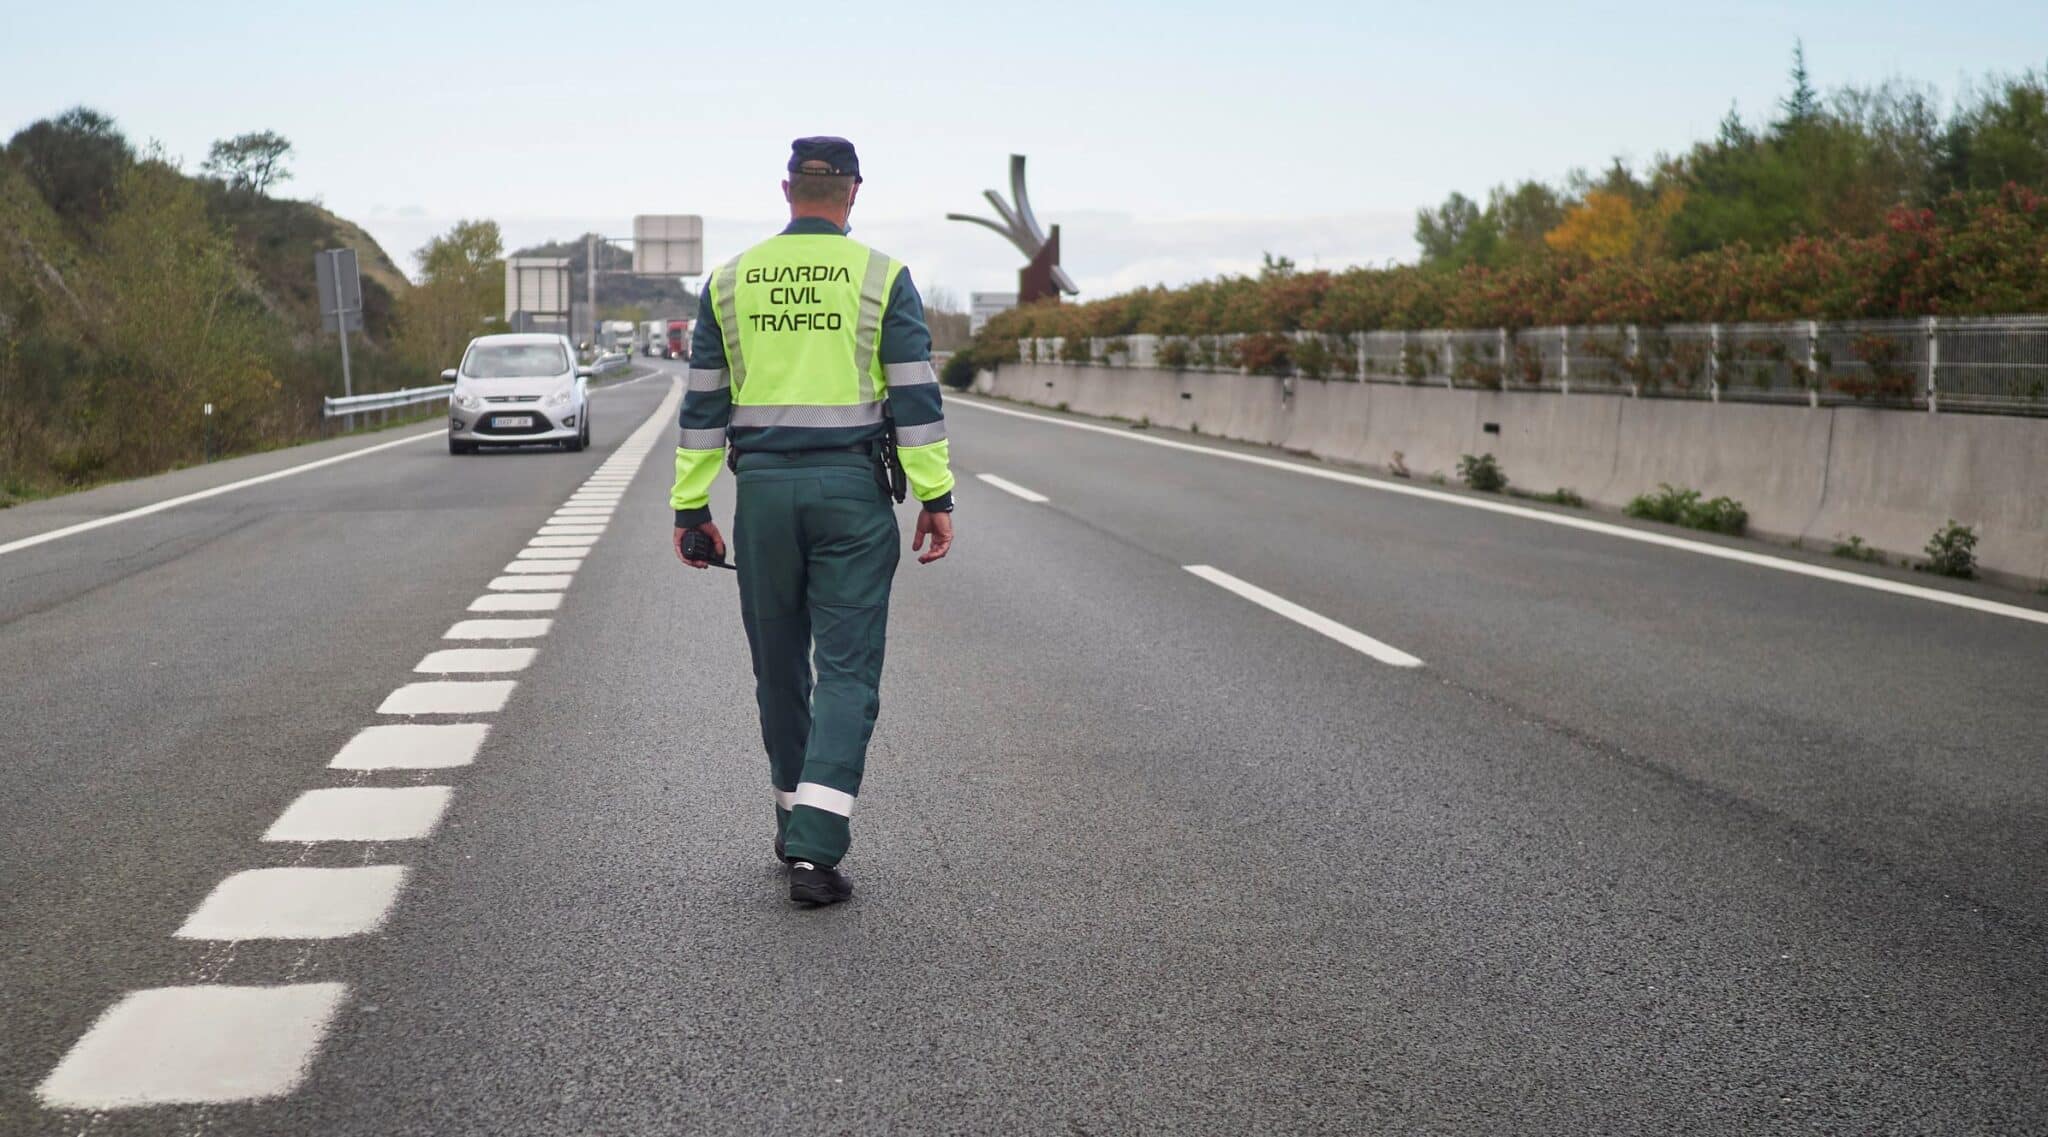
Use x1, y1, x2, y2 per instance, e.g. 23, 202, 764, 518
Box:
733, 449, 898, 867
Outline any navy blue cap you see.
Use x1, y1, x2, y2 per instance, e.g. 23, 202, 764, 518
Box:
788, 136, 861, 182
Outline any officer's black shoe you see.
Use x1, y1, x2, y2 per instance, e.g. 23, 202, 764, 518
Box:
788, 861, 852, 906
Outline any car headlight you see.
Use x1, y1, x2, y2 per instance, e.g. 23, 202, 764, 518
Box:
452, 390, 482, 411
543, 385, 574, 408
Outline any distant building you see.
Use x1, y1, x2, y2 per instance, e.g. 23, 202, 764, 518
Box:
969, 292, 1018, 335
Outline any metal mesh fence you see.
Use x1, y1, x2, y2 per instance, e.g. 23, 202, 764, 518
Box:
1935, 316, 2048, 413
1018, 315, 2048, 415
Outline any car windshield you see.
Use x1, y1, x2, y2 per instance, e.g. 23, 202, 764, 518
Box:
462, 343, 567, 378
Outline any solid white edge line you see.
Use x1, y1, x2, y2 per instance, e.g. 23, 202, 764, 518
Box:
1185, 565, 1424, 668
0, 429, 440, 558
951, 396, 2048, 628
975, 472, 1050, 503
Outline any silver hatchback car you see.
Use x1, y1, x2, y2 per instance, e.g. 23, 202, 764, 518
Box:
444, 334, 591, 454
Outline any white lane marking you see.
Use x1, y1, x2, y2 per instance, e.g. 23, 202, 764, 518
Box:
1184, 564, 1424, 668
37, 983, 348, 1108
976, 472, 1049, 503
952, 396, 2048, 628
529, 534, 600, 548
792, 782, 855, 816
378, 680, 516, 715
553, 505, 615, 515
489, 574, 573, 591
537, 524, 607, 536
264, 786, 452, 842
414, 647, 536, 674
0, 429, 440, 559
517, 544, 589, 558
503, 559, 582, 575
444, 618, 552, 640
468, 593, 561, 613
329, 723, 490, 770
545, 515, 608, 526
174, 866, 409, 941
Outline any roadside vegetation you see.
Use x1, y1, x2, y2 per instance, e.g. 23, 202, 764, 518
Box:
1624, 484, 1750, 536
972, 51, 2048, 367
0, 108, 506, 505
1920, 521, 1979, 578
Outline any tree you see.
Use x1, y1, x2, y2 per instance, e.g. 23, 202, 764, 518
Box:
6, 106, 134, 226
396, 220, 504, 371
1778, 41, 1821, 132
201, 131, 294, 197
1545, 191, 1641, 260
1414, 191, 1500, 268
1937, 71, 2048, 192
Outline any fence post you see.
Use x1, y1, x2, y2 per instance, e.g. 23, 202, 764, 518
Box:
1559, 326, 1570, 396
1442, 337, 1455, 389
1397, 332, 1409, 383
1806, 320, 1820, 408
1357, 333, 1367, 381
1708, 323, 1721, 403
1925, 315, 1940, 414
1497, 327, 1509, 388
1626, 325, 1641, 397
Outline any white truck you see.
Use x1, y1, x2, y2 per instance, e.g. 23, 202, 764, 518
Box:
600, 320, 635, 356
640, 320, 668, 357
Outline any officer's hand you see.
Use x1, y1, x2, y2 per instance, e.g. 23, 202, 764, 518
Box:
674, 521, 725, 569
913, 509, 953, 564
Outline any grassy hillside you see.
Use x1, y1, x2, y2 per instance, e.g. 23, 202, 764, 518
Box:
0, 109, 433, 504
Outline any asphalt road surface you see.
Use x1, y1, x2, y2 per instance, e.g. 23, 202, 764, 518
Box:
3, 358, 2045, 1135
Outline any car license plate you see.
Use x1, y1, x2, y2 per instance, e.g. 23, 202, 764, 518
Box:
496, 415, 533, 428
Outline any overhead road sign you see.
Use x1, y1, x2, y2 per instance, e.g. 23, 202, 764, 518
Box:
632, 215, 703, 276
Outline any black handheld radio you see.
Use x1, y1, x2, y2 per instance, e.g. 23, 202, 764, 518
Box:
681, 529, 735, 570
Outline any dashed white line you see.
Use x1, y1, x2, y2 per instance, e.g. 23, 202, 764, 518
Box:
174, 866, 410, 941
467, 593, 561, 612
516, 544, 588, 559
413, 647, 536, 674
263, 786, 453, 842
529, 534, 599, 548
329, 723, 490, 770
1184, 564, 1424, 668
536, 524, 607, 536
488, 574, 573, 591
502, 559, 582, 575
36, 983, 348, 1107
444, 618, 552, 640
976, 472, 1050, 503
378, 680, 516, 715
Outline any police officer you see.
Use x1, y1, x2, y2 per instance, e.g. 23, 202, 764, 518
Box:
671, 137, 955, 907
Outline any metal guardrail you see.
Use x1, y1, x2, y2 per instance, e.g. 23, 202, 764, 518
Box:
320, 354, 635, 423
1026, 314, 2048, 416
322, 383, 453, 420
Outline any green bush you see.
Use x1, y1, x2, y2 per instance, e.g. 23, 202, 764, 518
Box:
1831, 534, 1882, 562
1539, 487, 1585, 507
1457, 453, 1508, 492
939, 352, 978, 389
1625, 483, 1748, 534
1920, 520, 1978, 578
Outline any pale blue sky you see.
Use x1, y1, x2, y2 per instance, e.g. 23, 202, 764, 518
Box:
4, 1, 2042, 299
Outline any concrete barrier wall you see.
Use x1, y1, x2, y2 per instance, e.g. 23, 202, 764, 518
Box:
977, 362, 2048, 585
